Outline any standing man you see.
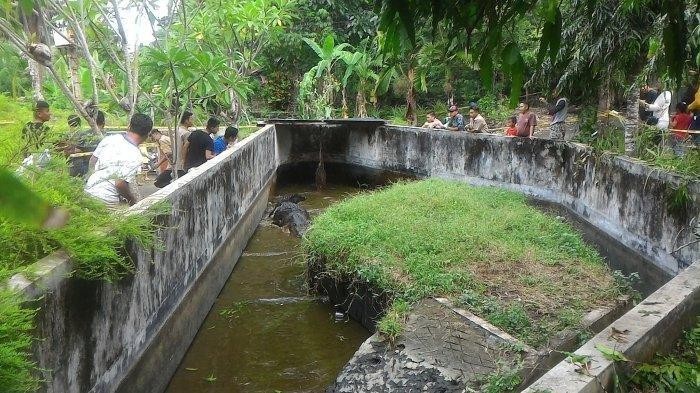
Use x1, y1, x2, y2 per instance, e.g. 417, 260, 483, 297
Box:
445, 105, 466, 131
84, 114, 153, 207
183, 117, 218, 172
639, 87, 671, 130
176, 111, 194, 173
467, 106, 487, 133
22, 100, 52, 155
539, 93, 568, 140
515, 102, 537, 138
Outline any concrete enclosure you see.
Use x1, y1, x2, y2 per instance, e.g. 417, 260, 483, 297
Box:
14, 121, 699, 392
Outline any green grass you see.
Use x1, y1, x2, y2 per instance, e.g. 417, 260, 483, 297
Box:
304, 179, 626, 347
0, 291, 38, 393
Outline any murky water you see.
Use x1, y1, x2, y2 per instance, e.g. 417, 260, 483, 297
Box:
166, 184, 369, 393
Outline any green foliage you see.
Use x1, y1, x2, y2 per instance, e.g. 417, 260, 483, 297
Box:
665, 183, 692, 220
481, 362, 523, 393
298, 34, 351, 118
476, 96, 514, 125
304, 179, 625, 347
629, 318, 700, 392
0, 290, 38, 393
377, 299, 410, 341
0, 157, 166, 282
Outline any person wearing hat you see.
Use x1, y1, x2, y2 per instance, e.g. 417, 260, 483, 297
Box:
22, 100, 52, 155
445, 105, 466, 131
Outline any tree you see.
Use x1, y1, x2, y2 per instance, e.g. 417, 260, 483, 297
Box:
165, 0, 295, 121
375, 0, 696, 105
298, 34, 350, 118
341, 42, 379, 117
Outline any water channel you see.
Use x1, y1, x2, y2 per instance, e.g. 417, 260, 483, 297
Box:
165, 169, 672, 392
166, 183, 370, 393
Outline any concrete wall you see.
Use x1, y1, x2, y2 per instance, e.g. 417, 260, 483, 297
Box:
14, 121, 698, 393
19, 125, 277, 393
275, 122, 699, 275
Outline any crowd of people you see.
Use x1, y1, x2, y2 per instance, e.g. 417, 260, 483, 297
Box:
422, 95, 568, 140
20, 102, 239, 208
422, 83, 700, 150
18, 82, 700, 208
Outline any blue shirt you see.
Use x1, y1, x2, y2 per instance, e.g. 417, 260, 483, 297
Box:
213, 136, 227, 155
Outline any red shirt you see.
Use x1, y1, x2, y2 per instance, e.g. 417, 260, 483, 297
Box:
672, 113, 693, 140
505, 126, 517, 136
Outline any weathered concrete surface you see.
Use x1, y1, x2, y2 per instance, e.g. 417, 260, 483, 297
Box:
325, 294, 630, 392
275, 123, 699, 275
328, 299, 511, 393
13, 121, 698, 393
20, 125, 277, 393
524, 260, 700, 393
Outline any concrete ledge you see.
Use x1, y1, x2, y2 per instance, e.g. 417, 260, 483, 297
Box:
524, 260, 700, 393
7, 251, 72, 301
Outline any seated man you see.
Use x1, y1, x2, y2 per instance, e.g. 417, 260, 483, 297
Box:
445, 105, 466, 131
467, 107, 487, 133
84, 114, 153, 207
422, 112, 444, 129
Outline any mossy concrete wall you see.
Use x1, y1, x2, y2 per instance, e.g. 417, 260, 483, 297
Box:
16, 126, 277, 393
275, 123, 699, 275
14, 121, 698, 393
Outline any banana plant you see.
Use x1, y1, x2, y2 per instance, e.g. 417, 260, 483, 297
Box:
299, 34, 351, 118
341, 42, 380, 118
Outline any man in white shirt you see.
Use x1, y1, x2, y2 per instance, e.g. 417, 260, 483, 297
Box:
639, 87, 672, 129
84, 114, 153, 207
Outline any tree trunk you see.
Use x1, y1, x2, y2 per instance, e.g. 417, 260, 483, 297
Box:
623, 85, 639, 156
341, 87, 349, 118
66, 45, 82, 101
444, 68, 454, 106
356, 89, 367, 118
19, 5, 47, 101
28, 59, 45, 101
405, 67, 417, 126
596, 81, 611, 132
229, 89, 241, 123
46, 64, 100, 134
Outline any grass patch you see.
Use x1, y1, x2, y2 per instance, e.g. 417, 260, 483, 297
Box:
376, 299, 410, 341
303, 179, 627, 347
0, 157, 167, 391
0, 290, 38, 393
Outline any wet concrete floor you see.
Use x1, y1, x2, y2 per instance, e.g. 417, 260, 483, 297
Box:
166, 184, 370, 393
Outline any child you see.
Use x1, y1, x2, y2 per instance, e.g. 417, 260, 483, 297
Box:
504, 116, 517, 137
670, 101, 692, 141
